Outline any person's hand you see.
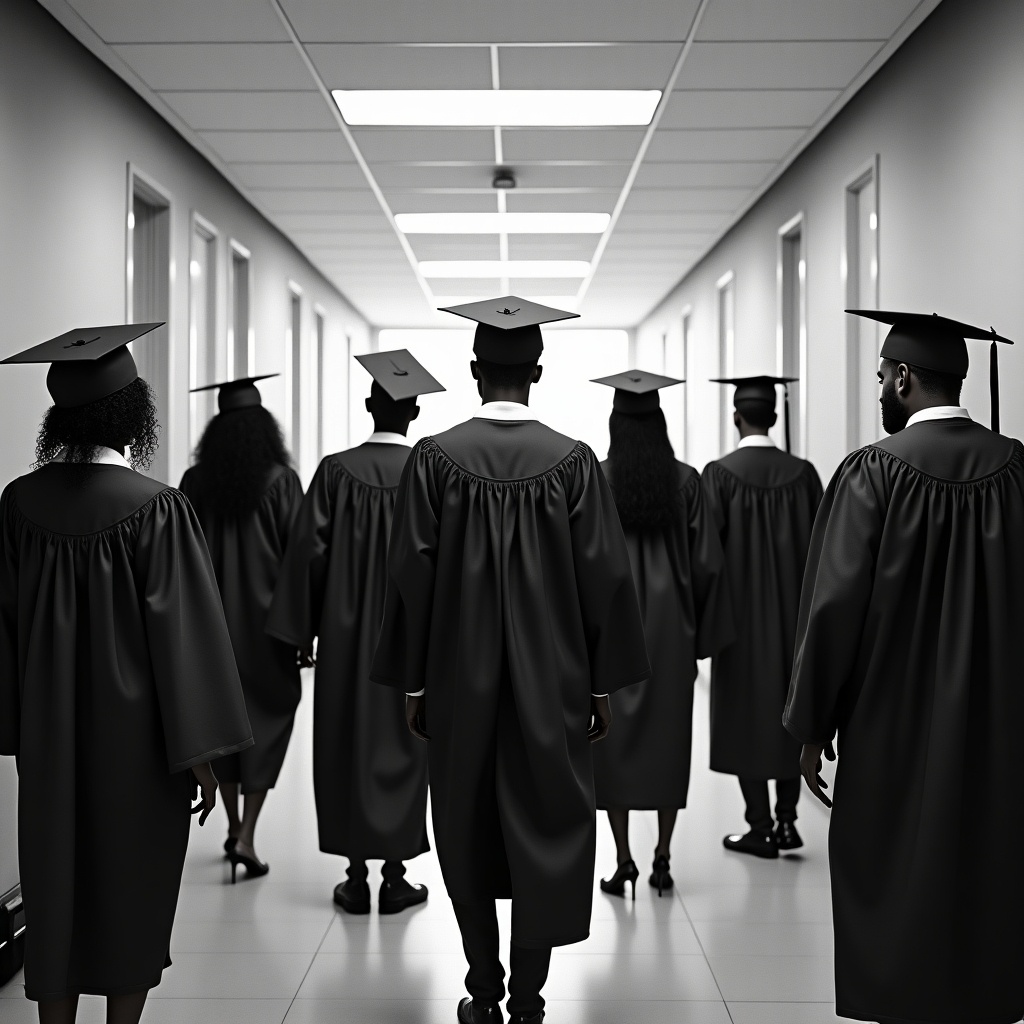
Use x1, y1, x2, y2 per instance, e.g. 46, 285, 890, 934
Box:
588, 695, 612, 743
297, 647, 316, 669
406, 694, 430, 741
189, 762, 219, 825
800, 739, 836, 808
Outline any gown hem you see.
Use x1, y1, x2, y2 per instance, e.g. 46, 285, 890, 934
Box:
172, 737, 254, 773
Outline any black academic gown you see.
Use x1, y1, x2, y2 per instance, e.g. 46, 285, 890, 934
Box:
180, 463, 303, 792
593, 460, 733, 809
267, 441, 428, 862
785, 418, 1024, 1024
371, 417, 650, 949
702, 444, 822, 780
0, 462, 252, 1001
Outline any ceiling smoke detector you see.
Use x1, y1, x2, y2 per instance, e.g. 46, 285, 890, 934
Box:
492, 169, 516, 190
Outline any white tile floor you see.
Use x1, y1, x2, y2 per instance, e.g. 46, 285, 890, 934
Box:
0, 673, 848, 1023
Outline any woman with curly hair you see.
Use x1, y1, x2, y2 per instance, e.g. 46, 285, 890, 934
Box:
591, 371, 733, 899
180, 374, 304, 880
0, 325, 252, 1024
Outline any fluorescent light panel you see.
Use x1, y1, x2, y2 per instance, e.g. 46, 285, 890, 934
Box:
419, 260, 590, 279
397, 212, 609, 235
333, 90, 661, 127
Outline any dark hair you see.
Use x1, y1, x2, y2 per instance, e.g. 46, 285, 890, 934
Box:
475, 359, 537, 390
192, 406, 291, 517
34, 377, 160, 471
911, 364, 963, 401
606, 409, 680, 532
737, 402, 777, 430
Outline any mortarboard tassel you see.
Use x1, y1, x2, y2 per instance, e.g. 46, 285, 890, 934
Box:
990, 336, 1000, 434
783, 384, 792, 453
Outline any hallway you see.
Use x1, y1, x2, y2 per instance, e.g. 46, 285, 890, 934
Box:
0, 674, 838, 1024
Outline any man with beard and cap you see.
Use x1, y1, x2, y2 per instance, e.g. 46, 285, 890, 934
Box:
785, 310, 1023, 1024
703, 375, 822, 858
267, 349, 443, 914
371, 297, 650, 1024
0, 324, 252, 1023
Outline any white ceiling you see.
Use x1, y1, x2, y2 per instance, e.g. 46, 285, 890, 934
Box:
43, 0, 942, 328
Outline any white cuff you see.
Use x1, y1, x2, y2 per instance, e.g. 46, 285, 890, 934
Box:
592, 693, 608, 698
406, 689, 425, 697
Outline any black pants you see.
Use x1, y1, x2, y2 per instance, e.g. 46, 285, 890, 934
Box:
738, 776, 801, 835
452, 900, 552, 1017
346, 860, 406, 881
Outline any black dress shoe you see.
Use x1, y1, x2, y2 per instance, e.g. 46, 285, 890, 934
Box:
333, 878, 371, 914
510, 1013, 545, 1024
723, 830, 779, 859
774, 821, 803, 851
379, 876, 429, 914
457, 997, 502, 1023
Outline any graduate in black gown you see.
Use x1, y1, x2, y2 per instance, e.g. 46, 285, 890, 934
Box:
0, 325, 252, 1024
179, 374, 304, 881
267, 350, 444, 913
590, 370, 732, 898
703, 376, 822, 858
372, 298, 650, 1024
786, 311, 1024, 1024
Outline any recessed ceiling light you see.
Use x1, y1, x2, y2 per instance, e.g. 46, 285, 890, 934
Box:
397, 212, 609, 235
332, 90, 661, 127
419, 260, 590, 279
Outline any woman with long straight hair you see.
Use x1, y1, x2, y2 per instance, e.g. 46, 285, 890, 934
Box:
180, 374, 305, 880
0, 325, 252, 1024
591, 371, 733, 898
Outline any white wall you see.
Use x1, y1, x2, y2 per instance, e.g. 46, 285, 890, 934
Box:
636, 0, 1024, 481
0, 0, 370, 898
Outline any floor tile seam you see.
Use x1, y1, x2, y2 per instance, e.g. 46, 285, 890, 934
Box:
281, 905, 340, 1021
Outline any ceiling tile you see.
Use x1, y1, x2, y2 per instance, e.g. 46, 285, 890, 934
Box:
353, 129, 496, 162
273, 213, 394, 231
599, 231, 713, 250
502, 129, 644, 163
497, 44, 681, 89
626, 188, 749, 212
66, 0, 288, 42
231, 162, 362, 187
373, 164, 630, 189
281, 0, 703, 43
645, 128, 805, 162
634, 161, 774, 188
675, 41, 884, 90
248, 189, 384, 213
662, 88, 840, 129
505, 193, 618, 214
421, 278, 501, 296
696, 0, 920, 41
306, 44, 491, 89
407, 238, 501, 261
616, 211, 731, 233
384, 193, 500, 213
202, 131, 353, 162
294, 233, 400, 250
509, 279, 586, 295
113, 43, 311, 90
507, 237, 600, 261
161, 90, 334, 130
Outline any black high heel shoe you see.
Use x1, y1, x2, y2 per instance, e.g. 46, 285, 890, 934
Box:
600, 859, 639, 900
649, 854, 673, 896
223, 836, 238, 859
228, 846, 269, 883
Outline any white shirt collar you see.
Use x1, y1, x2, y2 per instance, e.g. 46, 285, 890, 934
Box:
906, 406, 971, 428
367, 431, 413, 447
55, 445, 131, 468
737, 434, 776, 449
473, 401, 538, 422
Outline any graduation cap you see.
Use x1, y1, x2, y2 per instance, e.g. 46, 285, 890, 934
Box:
191, 374, 278, 413
439, 295, 579, 364
1, 322, 163, 407
847, 310, 1014, 432
591, 369, 684, 416
355, 349, 446, 403
711, 375, 798, 453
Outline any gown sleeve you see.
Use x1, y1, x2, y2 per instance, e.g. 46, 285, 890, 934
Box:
266, 460, 332, 648
568, 447, 651, 695
371, 441, 440, 693
136, 488, 254, 772
686, 473, 735, 659
0, 487, 19, 756
783, 449, 889, 744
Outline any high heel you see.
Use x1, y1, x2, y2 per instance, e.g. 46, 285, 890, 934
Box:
649, 854, 673, 896
228, 846, 269, 883
223, 835, 238, 859
600, 859, 639, 900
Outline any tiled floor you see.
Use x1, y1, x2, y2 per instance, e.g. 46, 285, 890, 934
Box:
0, 673, 848, 1023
